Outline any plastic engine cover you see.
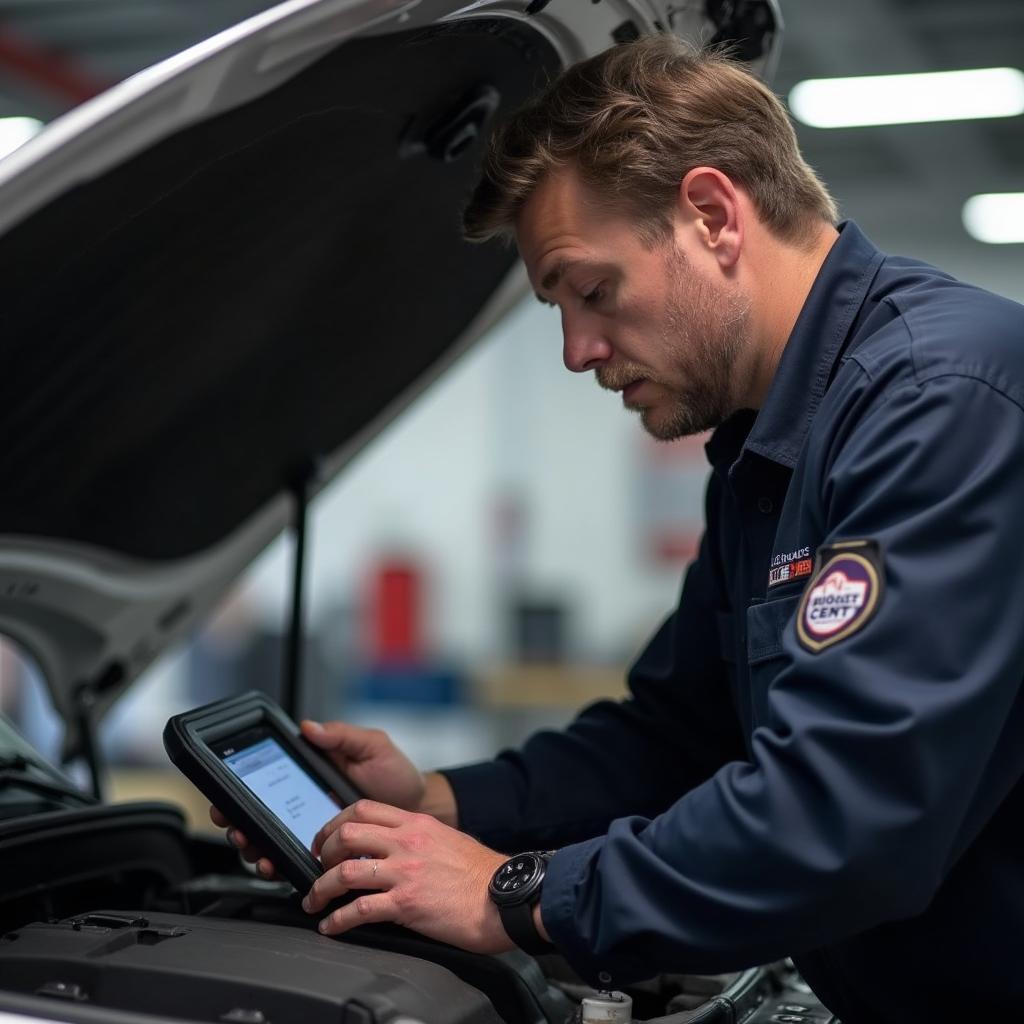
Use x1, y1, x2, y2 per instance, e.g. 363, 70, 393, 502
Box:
0, 911, 505, 1024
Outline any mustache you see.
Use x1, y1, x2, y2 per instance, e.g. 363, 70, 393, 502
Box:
596, 363, 650, 391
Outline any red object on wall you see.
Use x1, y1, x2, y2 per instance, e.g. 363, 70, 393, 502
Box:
0, 28, 111, 106
635, 432, 712, 567
367, 559, 423, 664
651, 530, 702, 565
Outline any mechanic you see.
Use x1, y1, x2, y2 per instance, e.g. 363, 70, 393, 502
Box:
214, 35, 1024, 1022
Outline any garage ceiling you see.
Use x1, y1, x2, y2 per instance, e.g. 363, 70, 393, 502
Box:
773, 0, 1024, 292
0, 0, 1021, 294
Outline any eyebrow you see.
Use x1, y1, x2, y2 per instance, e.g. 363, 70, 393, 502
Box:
541, 259, 571, 292
534, 258, 603, 305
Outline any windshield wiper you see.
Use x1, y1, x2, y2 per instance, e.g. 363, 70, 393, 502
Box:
0, 754, 94, 807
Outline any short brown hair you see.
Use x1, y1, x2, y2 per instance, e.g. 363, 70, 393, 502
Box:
463, 35, 837, 247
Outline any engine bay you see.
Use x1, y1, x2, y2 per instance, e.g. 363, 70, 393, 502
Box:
0, 802, 835, 1024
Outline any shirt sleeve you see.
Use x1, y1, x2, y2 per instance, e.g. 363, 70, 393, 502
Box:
539, 373, 1024, 985
440, 474, 747, 853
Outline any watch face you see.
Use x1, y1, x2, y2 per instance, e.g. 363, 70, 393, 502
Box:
488, 852, 545, 906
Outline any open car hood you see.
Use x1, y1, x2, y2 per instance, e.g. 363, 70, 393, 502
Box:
0, 0, 781, 758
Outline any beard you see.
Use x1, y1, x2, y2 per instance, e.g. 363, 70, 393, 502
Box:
597, 248, 751, 441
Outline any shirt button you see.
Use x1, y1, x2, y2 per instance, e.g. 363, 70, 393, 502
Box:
757, 496, 774, 514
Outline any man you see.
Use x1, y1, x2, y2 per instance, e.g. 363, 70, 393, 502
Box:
215, 36, 1024, 1021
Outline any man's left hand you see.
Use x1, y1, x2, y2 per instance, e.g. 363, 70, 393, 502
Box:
303, 798, 515, 953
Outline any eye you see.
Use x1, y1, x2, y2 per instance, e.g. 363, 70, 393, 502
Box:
581, 285, 605, 307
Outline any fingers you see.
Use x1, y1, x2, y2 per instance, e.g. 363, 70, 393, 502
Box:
225, 827, 253, 856
311, 810, 347, 859
210, 808, 280, 881
317, 892, 398, 936
255, 858, 278, 880
304, 856, 385, 913
319, 818, 390, 870
312, 800, 411, 860
226, 829, 277, 877
343, 800, 411, 827
210, 807, 255, 859
301, 720, 384, 762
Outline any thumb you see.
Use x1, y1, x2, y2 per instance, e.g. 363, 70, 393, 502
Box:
300, 719, 378, 762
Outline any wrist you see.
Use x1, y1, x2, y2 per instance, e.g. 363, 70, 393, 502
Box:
419, 771, 459, 828
488, 851, 556, 955
531, 901, 550, 944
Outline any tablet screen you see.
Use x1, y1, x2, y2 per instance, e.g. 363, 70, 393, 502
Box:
218, 731, 339, 853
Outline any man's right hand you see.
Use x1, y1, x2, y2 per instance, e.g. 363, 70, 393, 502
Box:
210, 718, 457, 879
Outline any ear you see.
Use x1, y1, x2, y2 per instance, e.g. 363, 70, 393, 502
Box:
677, 167, 743, 270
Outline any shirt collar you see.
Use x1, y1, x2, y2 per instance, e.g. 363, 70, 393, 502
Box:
705, 220, 885, 473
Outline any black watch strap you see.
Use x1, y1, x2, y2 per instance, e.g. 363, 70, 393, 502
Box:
498, 901, 554, 956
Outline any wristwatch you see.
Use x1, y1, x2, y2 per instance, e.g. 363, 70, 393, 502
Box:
488, 851, 556, 955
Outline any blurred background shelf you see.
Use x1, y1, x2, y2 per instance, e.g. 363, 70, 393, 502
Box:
477, 663, 627, 709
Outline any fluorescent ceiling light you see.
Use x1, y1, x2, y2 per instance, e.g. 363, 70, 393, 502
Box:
789, 68, 1024, 128
963, 193, 1024, 244
0, 116, 43, 160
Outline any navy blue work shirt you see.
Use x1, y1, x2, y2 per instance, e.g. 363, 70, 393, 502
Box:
442, 221, 1024, 1022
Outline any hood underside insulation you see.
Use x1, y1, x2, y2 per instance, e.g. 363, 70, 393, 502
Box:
0, 20, 559, 559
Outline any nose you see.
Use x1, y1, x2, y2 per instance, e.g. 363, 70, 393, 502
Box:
561, 310, 613, 373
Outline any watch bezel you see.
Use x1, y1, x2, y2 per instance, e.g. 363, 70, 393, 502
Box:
488, 851, 547, 907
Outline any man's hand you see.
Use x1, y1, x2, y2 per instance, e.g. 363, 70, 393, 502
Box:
303, 799, 515, 953
210, 719, 458, 877
299, 720, 428, 813
210, 804, 279, 879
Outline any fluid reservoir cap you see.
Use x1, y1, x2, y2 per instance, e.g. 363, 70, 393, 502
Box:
581, 991, 633, 1024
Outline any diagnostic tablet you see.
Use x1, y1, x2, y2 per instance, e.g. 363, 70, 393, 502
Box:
163, 690, 363, 894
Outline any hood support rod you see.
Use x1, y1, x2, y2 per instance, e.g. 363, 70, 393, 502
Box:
68, 662, 123, 802
282, 463, 316, 720
73, 685, 105, 802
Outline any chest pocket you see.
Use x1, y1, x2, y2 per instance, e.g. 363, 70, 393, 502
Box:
746, 593, 802, 726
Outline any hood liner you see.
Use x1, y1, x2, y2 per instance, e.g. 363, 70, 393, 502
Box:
0, 20, 558, 561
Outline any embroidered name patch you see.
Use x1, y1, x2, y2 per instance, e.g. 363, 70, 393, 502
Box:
768, 552, 814, 589
796, 540, 884, 653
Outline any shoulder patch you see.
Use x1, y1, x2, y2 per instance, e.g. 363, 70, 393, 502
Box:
796, 540, 884, 653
